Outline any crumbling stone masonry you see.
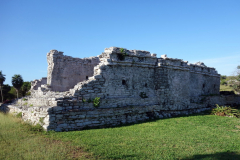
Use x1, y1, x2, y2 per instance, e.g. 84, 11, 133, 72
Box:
1, 47, 240, 131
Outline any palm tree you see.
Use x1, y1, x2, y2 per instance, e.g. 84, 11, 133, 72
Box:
12, 74, 23, 99
0, 71, 6, 102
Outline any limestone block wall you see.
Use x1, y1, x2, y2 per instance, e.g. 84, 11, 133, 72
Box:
0, 46, 230, 132
47, 50, 100, 92
1, 95, 240, 132
69, 47, 159, 108
156, 58, 190, 110
156, 57, 220, 111
31, 77, 47, 90
18, 47, 221, 111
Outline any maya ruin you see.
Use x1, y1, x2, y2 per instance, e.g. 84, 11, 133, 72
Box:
1, 47, 240, 131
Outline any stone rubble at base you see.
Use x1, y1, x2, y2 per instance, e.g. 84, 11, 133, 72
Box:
1, 47, 240, 132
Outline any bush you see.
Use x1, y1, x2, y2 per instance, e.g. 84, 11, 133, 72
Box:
220, 80, 227, 85
93, 97, 100, 108
210, 104, 240, 118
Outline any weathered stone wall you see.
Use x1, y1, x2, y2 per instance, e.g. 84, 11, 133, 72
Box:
31, 77, 47, 90
47, 50, 100, 92
1, 46, 231, 132
1, 95, 240, 132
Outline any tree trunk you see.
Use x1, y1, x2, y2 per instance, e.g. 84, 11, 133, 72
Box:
17, 89, 19, 99
0, 85, 3, 102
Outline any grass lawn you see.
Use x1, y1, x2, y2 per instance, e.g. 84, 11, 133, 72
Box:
0, 113, 93, 160
46, 112, 240, 160
1, 111, 240, 159
220, 84, 235, 92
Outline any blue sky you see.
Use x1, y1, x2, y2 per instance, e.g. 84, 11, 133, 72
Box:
1, 0, 240, 85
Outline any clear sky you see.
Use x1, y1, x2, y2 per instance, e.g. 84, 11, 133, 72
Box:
1, 0, 240, 85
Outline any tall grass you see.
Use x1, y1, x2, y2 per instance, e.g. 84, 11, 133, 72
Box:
0, 113, 92, 160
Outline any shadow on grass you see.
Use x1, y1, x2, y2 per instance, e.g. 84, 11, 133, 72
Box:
182, 151, 240, 160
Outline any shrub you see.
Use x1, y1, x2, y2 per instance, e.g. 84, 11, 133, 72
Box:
93, 97, 100, 108
220, 80, 227, 85
211, 104, 240, 118
117, 48, 128, 61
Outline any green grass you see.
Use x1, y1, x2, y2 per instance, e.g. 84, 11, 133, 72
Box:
2, 111, 240, 159
46, 113, 240, 160
220, 84, 235, 92
0, 113, 92, 160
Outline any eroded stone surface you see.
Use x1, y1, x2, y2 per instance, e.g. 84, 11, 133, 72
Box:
2, 46, 237, 132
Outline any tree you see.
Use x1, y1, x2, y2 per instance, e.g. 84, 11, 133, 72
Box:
0, 84, 11, 101
21, 81, 31, 97
229, 65, 240, 94
12, 74, 23, 99
220, 75, 227, 80
0, 71, 6, 102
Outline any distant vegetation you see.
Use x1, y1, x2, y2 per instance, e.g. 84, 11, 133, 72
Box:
220, 65, 240, 94
0, 71, 31, 103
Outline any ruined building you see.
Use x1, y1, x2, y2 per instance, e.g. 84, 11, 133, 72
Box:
2, 47, 239, 131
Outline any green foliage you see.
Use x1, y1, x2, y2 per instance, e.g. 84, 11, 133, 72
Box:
117, 48, 128, 61
120, 48, 125, 53
30, 104, 33, 107
16, 112, 22, 118
82, 98, 86, 103
39, 117, 44, 124
0, 70, 6, 86
8, 87, 17, 99
1, 84, 11, 95
23, 102, 28, 106
0, 71, 6, 102
21, 81, 31, 97
0, 84, 12, 102
12, 74, 23, 99
220, 75, 227, 80
26, 91, 31, 96
220, 79, 227, 85
93, 97, 100, 108
22, 98, 27, 101
12, 74, 23, 90
30, 123, 44, 132
228, 65, 240, 93
210, 104, 240, 118
139, 92, 148, 98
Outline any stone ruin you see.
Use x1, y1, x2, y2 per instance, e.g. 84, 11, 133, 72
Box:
1, 47, 240, 131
